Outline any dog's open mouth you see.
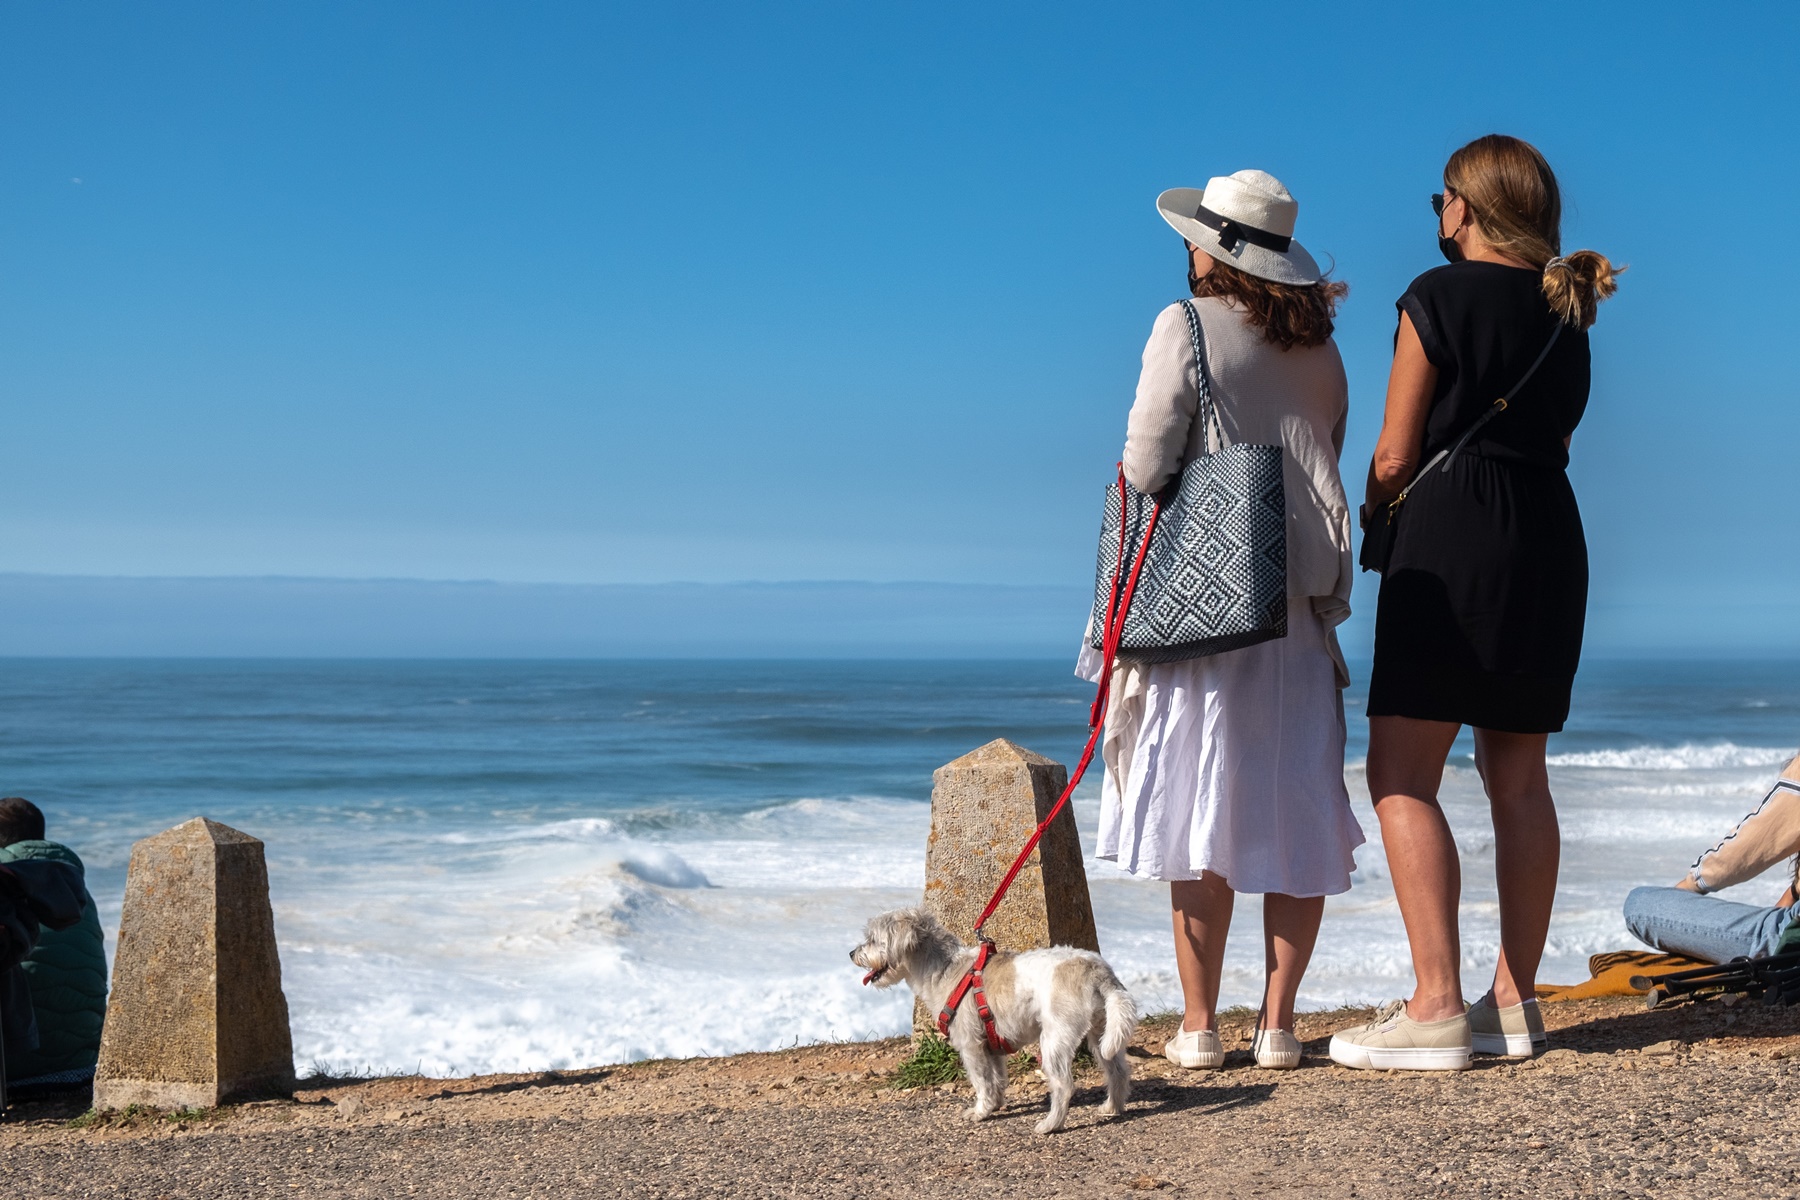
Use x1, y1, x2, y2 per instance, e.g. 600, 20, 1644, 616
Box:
861, 965, 888, 986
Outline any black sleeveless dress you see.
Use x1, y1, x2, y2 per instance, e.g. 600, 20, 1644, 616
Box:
1367, 262, 1591, 734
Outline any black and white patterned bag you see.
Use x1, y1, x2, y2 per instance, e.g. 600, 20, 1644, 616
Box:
1088, 300, 1288, 664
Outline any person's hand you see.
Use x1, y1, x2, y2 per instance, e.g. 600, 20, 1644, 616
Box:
1675, 875, 1700, 892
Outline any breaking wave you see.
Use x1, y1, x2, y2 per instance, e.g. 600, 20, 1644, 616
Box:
1546, 743, 1795, 770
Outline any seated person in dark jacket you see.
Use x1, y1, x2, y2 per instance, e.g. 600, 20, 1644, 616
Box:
0, 797, 106, 1087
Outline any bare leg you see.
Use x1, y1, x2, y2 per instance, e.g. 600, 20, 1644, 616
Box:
1368, 715, 1465, 1022
1170, 871, 1234, 1032
1473, 728, 1560, 1007
1261, 892, 1325, 1029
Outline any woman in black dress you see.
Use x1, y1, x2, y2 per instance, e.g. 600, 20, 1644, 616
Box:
1329, 135, 1620, 1071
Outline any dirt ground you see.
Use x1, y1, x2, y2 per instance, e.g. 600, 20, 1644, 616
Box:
5, 995, 1800, 1198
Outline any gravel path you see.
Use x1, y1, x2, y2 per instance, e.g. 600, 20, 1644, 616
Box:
5, 997, 1798, 1198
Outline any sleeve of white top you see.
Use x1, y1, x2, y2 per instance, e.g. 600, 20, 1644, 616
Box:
1122, 304, 1199, 495
1685, 754, 1800, 893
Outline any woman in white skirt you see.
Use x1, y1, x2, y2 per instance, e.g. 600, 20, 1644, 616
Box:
1080, 170, 1362, 1070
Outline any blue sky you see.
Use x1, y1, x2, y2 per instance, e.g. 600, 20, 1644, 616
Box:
2, 2, 1796, 651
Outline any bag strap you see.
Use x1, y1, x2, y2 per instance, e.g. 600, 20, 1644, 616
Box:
1390, 319, 1565, 505
1177, 300, 1220, 454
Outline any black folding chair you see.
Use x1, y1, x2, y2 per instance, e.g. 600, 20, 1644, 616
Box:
1633, 949, 1800, 1008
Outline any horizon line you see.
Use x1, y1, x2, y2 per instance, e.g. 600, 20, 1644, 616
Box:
0, 570, 1088, 590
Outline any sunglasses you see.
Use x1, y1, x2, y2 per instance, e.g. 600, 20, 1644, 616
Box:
1430, 191, 1457, 217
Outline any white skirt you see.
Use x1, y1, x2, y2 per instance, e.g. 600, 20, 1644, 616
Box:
1077, 597, 1364, 896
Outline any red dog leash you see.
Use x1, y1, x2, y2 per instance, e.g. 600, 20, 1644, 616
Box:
934, 468, 1160, 1051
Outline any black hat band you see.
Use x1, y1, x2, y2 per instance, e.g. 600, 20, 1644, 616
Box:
1193, 204, 1292, 254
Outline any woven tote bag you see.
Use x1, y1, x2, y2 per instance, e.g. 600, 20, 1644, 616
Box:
1088, 300, 1288, 664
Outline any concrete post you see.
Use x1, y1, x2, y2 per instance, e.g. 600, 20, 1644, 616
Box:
94, 818, 295, 1110
924, 737, 1100, 951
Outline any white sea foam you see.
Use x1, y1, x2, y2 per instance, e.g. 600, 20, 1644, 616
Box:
1546, 742, 1795, 770
243, 746, 1800, 1076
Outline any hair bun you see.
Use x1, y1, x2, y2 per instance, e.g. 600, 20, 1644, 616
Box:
1543, 249, 1622, 329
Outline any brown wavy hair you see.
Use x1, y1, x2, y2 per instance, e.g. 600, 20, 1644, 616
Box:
1189, 259, 1348, 350
1444, 134, 1622, 329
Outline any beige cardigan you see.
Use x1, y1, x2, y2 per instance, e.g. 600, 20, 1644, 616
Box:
1683, 754, 1800, 893
1119, 297, 1355, 684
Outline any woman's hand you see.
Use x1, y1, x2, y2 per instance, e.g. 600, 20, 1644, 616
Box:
1364, 313, 1438, 512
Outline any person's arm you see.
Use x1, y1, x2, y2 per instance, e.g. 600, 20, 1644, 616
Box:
1361, 312, 1437, 525
1680, 754, 1800, 892
1122, 305, 1199, 494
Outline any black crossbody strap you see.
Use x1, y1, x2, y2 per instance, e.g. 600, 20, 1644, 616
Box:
1390, 320, 1565, 504
1437, 320, 1565, 472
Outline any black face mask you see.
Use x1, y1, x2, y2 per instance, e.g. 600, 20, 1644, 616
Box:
1433, 192, 1464, 262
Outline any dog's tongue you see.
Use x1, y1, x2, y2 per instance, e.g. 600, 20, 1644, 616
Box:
861, 968, 879, 986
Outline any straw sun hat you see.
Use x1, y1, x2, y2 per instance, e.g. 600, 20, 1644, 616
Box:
1156, 169, 1321, 286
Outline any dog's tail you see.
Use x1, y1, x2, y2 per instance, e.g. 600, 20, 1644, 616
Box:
1098, 974, 1139, 1060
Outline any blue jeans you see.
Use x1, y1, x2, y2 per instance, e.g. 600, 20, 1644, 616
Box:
1623, 886, 1799, 964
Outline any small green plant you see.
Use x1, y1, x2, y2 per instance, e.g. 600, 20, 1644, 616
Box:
67, 1103, 156, 1130
164, 1106, 214, 1124
893, 1037, 1097, 1090
1007, 1045, 1094, 1073
892, 1035, 964, 1088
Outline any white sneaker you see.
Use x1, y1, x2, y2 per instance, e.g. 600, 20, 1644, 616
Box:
1163, 1026, 1224, 1069
1251, 1027, 1302, 1069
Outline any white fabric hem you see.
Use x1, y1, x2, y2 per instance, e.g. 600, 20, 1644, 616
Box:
1083, 597, 1364, 898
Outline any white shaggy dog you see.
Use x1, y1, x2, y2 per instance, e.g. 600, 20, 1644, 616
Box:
851, 907, 1137, 1134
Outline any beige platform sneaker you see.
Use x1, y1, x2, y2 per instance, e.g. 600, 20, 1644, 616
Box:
1469, 995, 1547, 1057
1327, 999, 1472, 1071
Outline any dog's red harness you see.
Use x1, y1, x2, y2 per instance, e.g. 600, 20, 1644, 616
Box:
935, 937, 1013, 1053
931, 468, 1159, 1054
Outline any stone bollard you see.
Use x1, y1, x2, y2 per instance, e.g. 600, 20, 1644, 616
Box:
94, 818, 295, 1110
924, 738, 1100, 952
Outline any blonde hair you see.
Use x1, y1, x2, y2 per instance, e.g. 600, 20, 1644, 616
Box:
1444, 134, 1622, 330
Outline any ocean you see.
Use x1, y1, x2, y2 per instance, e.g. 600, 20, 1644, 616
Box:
2, 656, 1796, 1077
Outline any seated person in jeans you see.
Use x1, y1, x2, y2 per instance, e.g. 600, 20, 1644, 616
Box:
1624, 753, 1800, 963
0, 797, 107, 1087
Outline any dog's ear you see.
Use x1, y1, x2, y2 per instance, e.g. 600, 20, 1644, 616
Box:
892, 907, 935, 960
869, 909, 913, 961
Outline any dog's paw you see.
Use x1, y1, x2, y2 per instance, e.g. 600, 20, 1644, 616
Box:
1099, 1100, 1122, 1117
1032, 1116, 1065, 1135
962, 1106, 991, 1123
